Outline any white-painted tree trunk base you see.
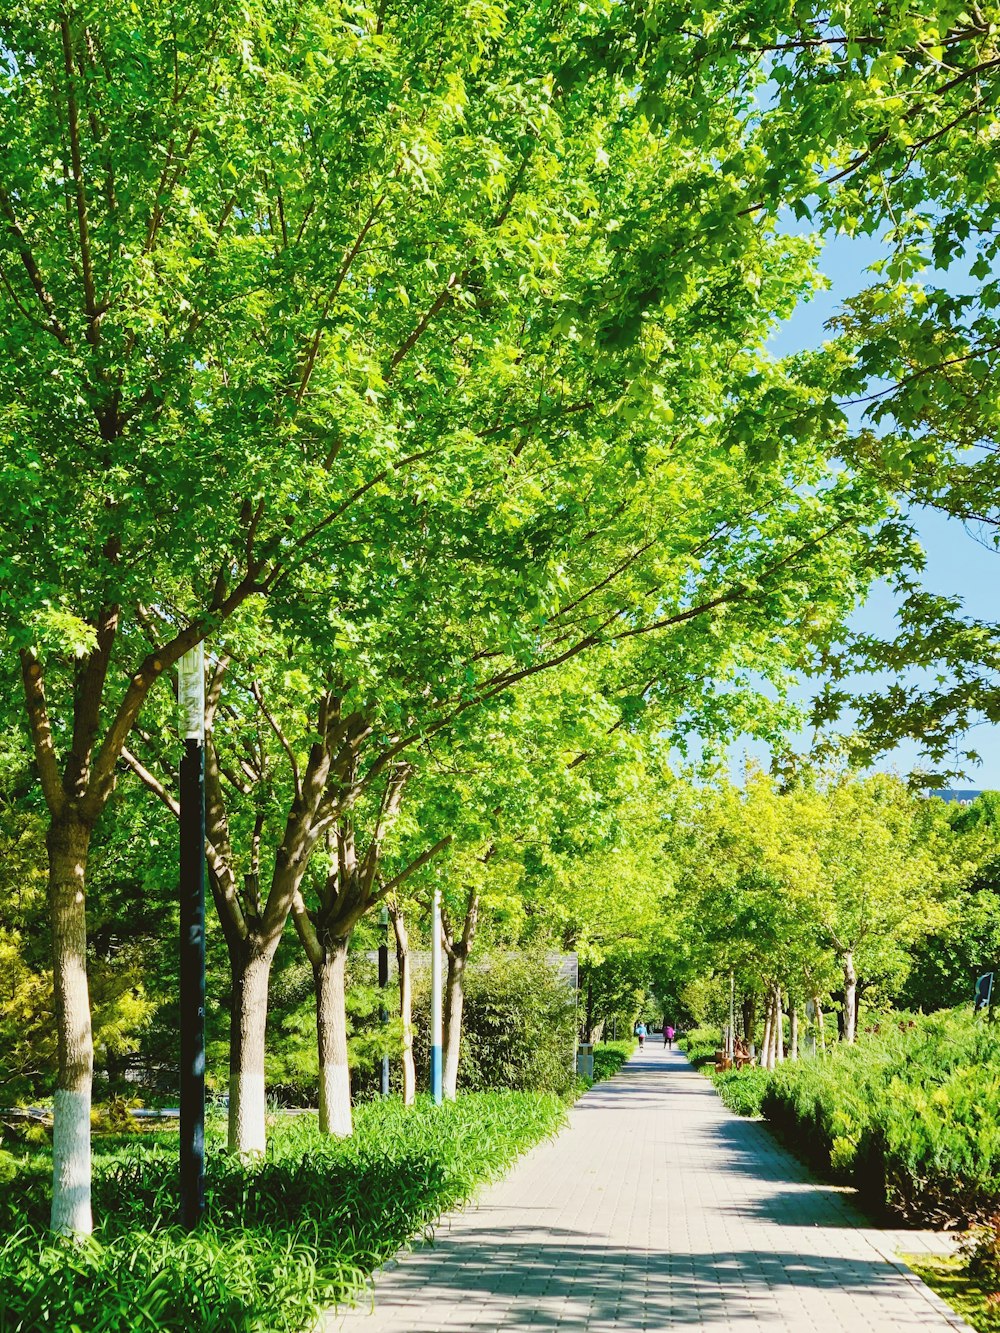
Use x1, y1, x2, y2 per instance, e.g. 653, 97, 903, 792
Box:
319, 1062, 353, 1137
229, 1071, 267, 1155
402, 1049, 416, 1106
51, 1089, 93, 1235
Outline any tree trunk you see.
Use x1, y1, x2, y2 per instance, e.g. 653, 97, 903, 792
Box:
391, 907, 416, 1106
47, 813, 95, 1235
316, 936, 352, 1137
814, 995, 826, 1053
742, 994, 755, 1043
774, 985, 784, 1064
228, 949, 273, 1155
442, 949, 466, 1101
841, 950, 857, 1044
760, 990, 774, 1071
789, 999, 798, 1060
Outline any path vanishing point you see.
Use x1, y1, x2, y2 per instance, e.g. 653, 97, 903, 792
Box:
329, 1045, 971, 1331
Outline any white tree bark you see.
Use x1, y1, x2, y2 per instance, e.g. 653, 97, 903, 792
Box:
228, 951, 272, 1155
774, 986, 784, 1064
51, 1089, 92, 1235
391, 905, 416, 1105
841, 950, 858, 1044
316, 938, 353, 1137
760, 990, 774, 1071
442, 953, 466, 1101
47, 815, 95, 1234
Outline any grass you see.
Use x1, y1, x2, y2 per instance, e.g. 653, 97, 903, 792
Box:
907, 1254, 1000, 1332
0, 1091, 565, 1333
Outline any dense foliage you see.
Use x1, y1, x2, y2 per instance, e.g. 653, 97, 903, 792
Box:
591, 1041, 637, 1084
1, 6, 999, 1322
0, 1095, 564, 1333
710, 1010, 1000, 1228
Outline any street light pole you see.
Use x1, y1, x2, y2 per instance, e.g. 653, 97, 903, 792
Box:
430, 888, 443, 1105
178, 644, 206, 1230
729, 972, 736, 1061
379, 904, 390, 1097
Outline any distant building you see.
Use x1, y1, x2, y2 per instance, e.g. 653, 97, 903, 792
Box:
938, 790, 986, 805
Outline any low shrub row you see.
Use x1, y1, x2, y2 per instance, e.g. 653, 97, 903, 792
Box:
0, 1092, 565, 1333
712, 1065, 770, 1118
679, 1025, 719, 1069
591, 1040, 636, 1082
709, 1009, 1000, 1227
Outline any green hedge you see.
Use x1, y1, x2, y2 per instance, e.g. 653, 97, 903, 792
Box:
712, 1065, 770, 1118
757, 1010, 1000, 1226
591, 1040, 635, 1082
679, 1025, 719, 1069
0, 1093, 565, 1332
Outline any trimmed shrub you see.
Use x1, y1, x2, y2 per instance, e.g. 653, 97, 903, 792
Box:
592, 1040, 635, 1082
680, 1025, 720, 1069
756, 1009, 1000, 1226
712, 1066, 770, 1118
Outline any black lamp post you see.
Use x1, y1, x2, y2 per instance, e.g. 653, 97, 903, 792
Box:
178, 644, 206, 1230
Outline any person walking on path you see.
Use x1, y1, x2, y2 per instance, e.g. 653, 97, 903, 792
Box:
635, 1021, 647, 1049
664, 1023, 675, 1050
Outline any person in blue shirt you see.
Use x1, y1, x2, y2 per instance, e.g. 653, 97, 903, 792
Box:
635, 1021, 647, 1049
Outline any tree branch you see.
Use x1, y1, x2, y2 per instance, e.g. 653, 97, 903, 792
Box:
19, 652, 64, 816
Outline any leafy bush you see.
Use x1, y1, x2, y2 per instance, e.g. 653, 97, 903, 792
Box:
0, 1093, 564, 1333
592, 1040, 635, 1082
756, 1009, 1000, 1226
680, 1025, 720, 1069
712, 1066, 770, 1118
411, 951, 577, 1097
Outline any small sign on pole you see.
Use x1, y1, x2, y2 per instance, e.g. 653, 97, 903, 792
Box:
975, 972, 994, 1013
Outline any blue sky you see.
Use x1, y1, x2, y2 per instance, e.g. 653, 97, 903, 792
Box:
736, 227, 1000, 788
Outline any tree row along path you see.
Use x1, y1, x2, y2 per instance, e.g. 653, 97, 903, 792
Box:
327, 1046, 971, 1331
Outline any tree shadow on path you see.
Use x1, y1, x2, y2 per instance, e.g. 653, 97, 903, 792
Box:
361, 1228, 945, 1329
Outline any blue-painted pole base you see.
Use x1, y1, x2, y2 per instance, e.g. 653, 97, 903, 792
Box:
430, 1045, 442, 1105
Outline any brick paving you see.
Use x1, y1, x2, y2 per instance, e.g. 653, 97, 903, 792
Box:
326, 1045, 971, 1331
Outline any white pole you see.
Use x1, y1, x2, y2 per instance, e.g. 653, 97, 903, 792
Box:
729, 972, 736, 1060
430, 888, 443, 1104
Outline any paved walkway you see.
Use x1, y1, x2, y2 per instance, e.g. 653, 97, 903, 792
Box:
328, 1046, 971, 1331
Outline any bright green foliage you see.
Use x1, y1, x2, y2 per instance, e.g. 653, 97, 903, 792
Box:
0, 1094, 564, 1332
411, 950, 577, 1097
673, 771, 955, 1017
712, 1066, 771, 1118
591, 1041, 636, 1083
759, 1009, 1000, 1226
900, 795, 1000, 1012
679, 1026, 722, 1070
793, 7, 1000, 774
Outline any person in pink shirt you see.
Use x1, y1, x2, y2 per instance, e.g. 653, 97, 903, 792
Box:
664, 1023, 675, 1050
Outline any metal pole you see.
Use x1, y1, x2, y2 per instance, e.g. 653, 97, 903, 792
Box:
430, 888, 443, 1105
729, 972, 736, 1060
379, 905, 390, 1097
178, 644, 206, 1230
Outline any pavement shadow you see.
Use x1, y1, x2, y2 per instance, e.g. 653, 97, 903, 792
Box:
354, 1230, 929, 1328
